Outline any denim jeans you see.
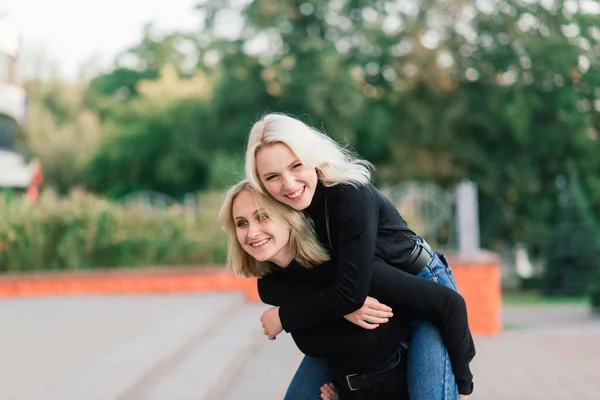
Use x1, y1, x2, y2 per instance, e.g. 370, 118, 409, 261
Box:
284, 252, 461, 400
406, 252, 461, 400
284, 354, 333, 399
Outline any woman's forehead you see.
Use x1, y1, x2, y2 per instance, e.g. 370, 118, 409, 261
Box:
233, 190, 258, 212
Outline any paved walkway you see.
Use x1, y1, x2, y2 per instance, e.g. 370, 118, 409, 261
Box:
468, 303, 600, 400
471, 325, 600, 399
0, 295, 598, 399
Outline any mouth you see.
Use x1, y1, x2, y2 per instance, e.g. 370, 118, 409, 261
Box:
285, 186, 305, 200
250, 238, 270, 248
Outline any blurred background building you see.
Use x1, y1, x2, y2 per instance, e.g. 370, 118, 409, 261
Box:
0, 15, 32, 191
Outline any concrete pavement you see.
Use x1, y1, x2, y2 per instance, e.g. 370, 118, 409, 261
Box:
0, 294, 598, 399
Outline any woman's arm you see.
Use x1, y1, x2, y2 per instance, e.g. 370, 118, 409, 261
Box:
369, 257, 476, 396
256, 272, 320, 306
257, 271, 321, 306
278, 185, 380, 332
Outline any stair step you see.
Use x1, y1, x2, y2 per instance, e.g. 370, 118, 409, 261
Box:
40, 292, 245, 400
219, 332, 304, 400
132, 302, 269, 400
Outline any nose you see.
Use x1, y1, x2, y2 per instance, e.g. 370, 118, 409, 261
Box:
247, 221, 261, 239
281, 172, 295, 191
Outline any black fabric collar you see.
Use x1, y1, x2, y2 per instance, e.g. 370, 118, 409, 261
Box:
305, 178, 327, 216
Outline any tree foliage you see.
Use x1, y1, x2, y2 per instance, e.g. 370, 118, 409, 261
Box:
543, 166, 600, 295
22, 0, 600, 252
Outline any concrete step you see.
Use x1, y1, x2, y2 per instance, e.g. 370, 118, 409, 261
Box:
219, 331, 304, 400
39, 292, 245, 400
128, 302, 270, 400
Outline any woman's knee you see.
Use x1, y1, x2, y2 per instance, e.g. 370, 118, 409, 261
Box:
285, 356, 332, 400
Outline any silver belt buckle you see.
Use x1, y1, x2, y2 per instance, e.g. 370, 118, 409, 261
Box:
345, 373, 359, 391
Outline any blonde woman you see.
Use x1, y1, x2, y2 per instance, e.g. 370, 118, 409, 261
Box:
245, 114, 475, 399
219, 181, 473, 399
219, 181, 408, 399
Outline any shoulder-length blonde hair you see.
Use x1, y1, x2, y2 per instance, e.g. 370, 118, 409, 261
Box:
245, 113, 373, 194
217, 180, 330, 278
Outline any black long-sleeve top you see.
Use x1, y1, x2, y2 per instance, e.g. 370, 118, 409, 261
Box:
258, 259, 404, 375
273, 180, 476, 395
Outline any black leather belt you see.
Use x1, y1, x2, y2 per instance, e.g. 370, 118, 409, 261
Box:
405, 237, 433, 275
343, 348, 404, 392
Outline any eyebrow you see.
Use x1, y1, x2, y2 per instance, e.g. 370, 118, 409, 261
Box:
234, 209, 265, 221
260, 159, 301, 178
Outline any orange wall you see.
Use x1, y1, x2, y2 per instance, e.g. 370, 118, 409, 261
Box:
0, 253, 501, 335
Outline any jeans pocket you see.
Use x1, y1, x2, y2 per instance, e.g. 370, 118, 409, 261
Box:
439, 267, 459, 292
432, 253, 459, 292
418, 268, 439, 283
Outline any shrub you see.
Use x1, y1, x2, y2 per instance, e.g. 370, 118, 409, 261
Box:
542, 170, 600, 296
0, 189, 226, 272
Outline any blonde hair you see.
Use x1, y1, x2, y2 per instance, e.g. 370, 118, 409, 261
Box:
218, 180, 330, 278
245, 113, 373, 194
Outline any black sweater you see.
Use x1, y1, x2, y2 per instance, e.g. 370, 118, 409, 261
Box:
259, 259, 403, 375
272, 180, 476, 395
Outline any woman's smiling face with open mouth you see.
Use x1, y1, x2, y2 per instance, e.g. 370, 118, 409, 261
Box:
255, 143, 318, 211
232, 189, 293, 267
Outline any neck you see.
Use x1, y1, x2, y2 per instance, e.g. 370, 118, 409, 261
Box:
269, 246, 295, 268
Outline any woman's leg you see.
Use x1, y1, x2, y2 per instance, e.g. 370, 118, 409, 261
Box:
407, 317, 459, 400
284, 355, 333, 400
407, 252, 461, 400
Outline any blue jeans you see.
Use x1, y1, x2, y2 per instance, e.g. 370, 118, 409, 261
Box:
406, 252, 460, 400
284, 252, 461, 400
285, 354, 333, 399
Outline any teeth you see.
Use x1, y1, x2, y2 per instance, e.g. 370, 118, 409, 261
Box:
287, 187, 304, 199
251, 239, 270, 247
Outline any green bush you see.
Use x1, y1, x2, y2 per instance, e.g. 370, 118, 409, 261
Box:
542, 170, 600, 296
0, 190, 227, 272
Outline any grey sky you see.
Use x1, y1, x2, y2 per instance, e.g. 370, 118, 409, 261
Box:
2, 0, 598, 81
1, 0, 202, 79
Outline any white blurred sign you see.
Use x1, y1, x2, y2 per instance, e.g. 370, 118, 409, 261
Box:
0, 149, 32, 188
0, 17, 19, 57
0, 83, 27, 122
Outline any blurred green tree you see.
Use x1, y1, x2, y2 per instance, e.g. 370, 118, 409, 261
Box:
543, 165, 600, 296
28, 0, 599, 252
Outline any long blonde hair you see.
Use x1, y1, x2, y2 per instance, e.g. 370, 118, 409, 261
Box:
218, 180, 330, 278
245, 113, 373, 194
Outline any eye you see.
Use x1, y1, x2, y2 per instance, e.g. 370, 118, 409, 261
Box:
236, 220, 248, 228
265, 175, 278, 181
258, 213, 269, 222
291, 163, 302, 170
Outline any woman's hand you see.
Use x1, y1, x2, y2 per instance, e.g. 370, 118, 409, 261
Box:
343, 296, 393, 329
320, 383, 339, 400
260, 306, 283, 340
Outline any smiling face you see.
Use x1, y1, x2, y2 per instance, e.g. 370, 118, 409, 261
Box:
232, 189, 294, 267
255, 143, 319, 211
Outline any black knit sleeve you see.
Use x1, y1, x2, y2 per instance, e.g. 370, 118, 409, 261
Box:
278, 185, 378, 332
370, 257, 476, 395
257, 272, 320, 306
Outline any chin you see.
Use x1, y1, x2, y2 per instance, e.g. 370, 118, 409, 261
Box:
250, 252, 271, 262
294, 199, 311, 210
283, 198, 309, 211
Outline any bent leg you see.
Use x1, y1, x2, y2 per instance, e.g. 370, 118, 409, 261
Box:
407, 317, 460, 400
407, 253, 461, 399
368, 254, 474, 398
284, 355, 333, 400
